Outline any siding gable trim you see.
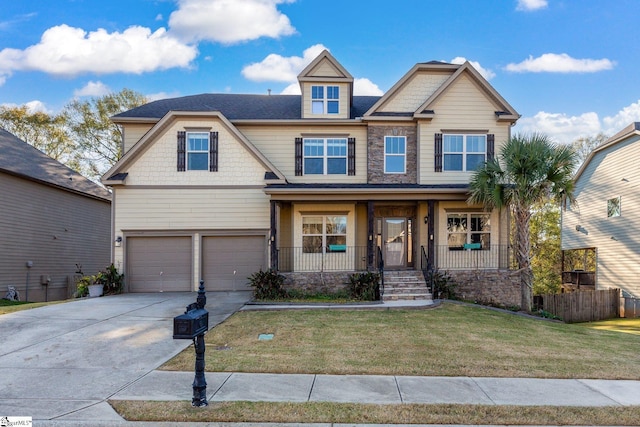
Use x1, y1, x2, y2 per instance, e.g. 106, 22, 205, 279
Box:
102, 111, 287, 185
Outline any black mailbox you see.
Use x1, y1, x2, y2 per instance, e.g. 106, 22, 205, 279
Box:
173, 307, 209, 339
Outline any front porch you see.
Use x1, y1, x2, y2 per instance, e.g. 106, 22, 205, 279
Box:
265, 191, 517, 306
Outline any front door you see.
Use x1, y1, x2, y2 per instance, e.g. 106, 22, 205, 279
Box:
383, 218, 407, 268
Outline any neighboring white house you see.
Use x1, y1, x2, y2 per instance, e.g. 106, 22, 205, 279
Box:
561, 122, 640, 298
103, 50, 522, 305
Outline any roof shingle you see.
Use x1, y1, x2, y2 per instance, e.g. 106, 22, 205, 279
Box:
0, 128, 111, 201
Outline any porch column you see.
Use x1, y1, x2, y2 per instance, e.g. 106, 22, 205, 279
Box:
367, 200, 374, 270
427, 200, 435, 271
270, 200, 278, 270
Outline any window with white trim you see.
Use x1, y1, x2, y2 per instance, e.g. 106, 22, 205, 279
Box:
302, 215, 347, 253
443, 134, 486, 171
447, 212, 491, 250
607, 196, 621, 217
303, 138, 347, 174
187, 132, 209, 170
384, 136, 406, 173
311, 85, 339, 114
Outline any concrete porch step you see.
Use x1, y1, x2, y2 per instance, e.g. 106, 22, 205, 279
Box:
382, 270, 432, 303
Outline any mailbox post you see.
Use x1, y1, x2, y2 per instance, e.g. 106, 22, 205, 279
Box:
173, 280, 209, 407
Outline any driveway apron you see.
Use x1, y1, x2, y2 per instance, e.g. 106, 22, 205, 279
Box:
0, 291, 251, 421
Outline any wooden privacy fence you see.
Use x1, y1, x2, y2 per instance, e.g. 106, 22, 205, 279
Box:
537, 289, 620, 323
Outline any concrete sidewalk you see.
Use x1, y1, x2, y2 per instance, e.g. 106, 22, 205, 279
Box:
113, 372, 640, 407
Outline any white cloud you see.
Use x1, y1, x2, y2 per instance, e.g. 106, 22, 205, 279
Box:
1, 100, 50, 114
168, 0, 296, 44
0, 24, 198, 82
515, 111, 601, 144
242, 44, 327, 82
505, 53, 615, 73
450, 57, 496, 80
602, 99, 640, 135
155, 14, 163, 21
280, 82, 300, 95
74, 81, 110, 97
354, 78, 383, 96
516, 0, 548, 11
514, 99, 640, 144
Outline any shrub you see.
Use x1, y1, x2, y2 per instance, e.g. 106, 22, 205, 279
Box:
348, 272, 380, 301
102, 263, 124, 295
248, 269, 287, 300
428, 270, 457, 299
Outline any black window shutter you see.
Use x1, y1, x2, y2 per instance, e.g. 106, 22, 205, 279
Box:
210, 131, 218, 172
177, 131, 186, 172
434, 133, 443, 172
487, 134, 495, 161
348, 137, 356, 175
295, 137, 303, 176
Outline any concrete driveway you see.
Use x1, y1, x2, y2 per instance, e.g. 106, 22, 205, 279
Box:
0, 291, 251, 421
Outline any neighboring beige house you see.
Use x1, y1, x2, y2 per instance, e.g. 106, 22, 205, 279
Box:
103, 50, 521, 305
0, 129, 112, 302
562, 122, 640, 299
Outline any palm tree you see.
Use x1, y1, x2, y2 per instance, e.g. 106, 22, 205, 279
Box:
468, 133, 577, 312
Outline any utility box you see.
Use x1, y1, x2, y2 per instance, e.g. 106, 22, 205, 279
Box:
173, 307, 209, 339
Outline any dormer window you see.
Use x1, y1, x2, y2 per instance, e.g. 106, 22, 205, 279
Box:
312, 85, 339, 114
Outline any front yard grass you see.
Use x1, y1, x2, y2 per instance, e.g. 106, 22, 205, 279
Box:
0, 299, 66, 315
112, 303, 640, 424
110, 401, 640, 426
161, 302, 640, 379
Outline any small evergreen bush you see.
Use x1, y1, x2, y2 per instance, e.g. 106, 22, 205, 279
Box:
428, 270, 457, 299
348, 272, 380, 301
248, 269, 288, 300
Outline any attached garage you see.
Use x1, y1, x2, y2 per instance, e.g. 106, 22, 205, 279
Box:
127, 236, 192, 292
202, 235, 266, 291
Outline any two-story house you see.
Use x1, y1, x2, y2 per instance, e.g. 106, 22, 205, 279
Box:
562, 122, 640, 303
103, 50, 521, 305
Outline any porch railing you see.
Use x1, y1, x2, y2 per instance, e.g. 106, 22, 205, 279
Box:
420, 246, 433, 293
276, 246, 368, 272
433, 245, 510, 270
377, 245, 384, 298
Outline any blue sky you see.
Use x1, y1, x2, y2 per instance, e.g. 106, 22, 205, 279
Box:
1, 0, 638, 144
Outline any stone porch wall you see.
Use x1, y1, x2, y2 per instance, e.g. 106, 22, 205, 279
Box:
444, 269, 521, 308
281, 271, 353, 294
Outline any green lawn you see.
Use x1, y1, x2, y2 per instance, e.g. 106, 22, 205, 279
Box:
162, 302, 640, 379
0, 299, 66, 315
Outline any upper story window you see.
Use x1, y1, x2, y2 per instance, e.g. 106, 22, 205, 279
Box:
311, 85, 339, 114
384, 136, 406, 174
447, 212, 491, 250
187, 132, 209, 170
303, 138, 347, 175
607, 196, 621, 217
443, 134, 487, 171
177, 130, 218, 172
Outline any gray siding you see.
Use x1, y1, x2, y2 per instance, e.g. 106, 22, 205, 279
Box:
562, 134, 640, 297
0, 173, 111, 301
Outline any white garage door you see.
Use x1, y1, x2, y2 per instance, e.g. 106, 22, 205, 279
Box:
202, 236, 266, 291
127, 236, 192, 292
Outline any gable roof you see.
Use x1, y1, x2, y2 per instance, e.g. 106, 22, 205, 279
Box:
574, 122, 640, 182
364, 61, 519, 122
102, 111, 288, 184
0, 128, 111, 201
297, 49, 354, 82
112, 93, 379, 122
